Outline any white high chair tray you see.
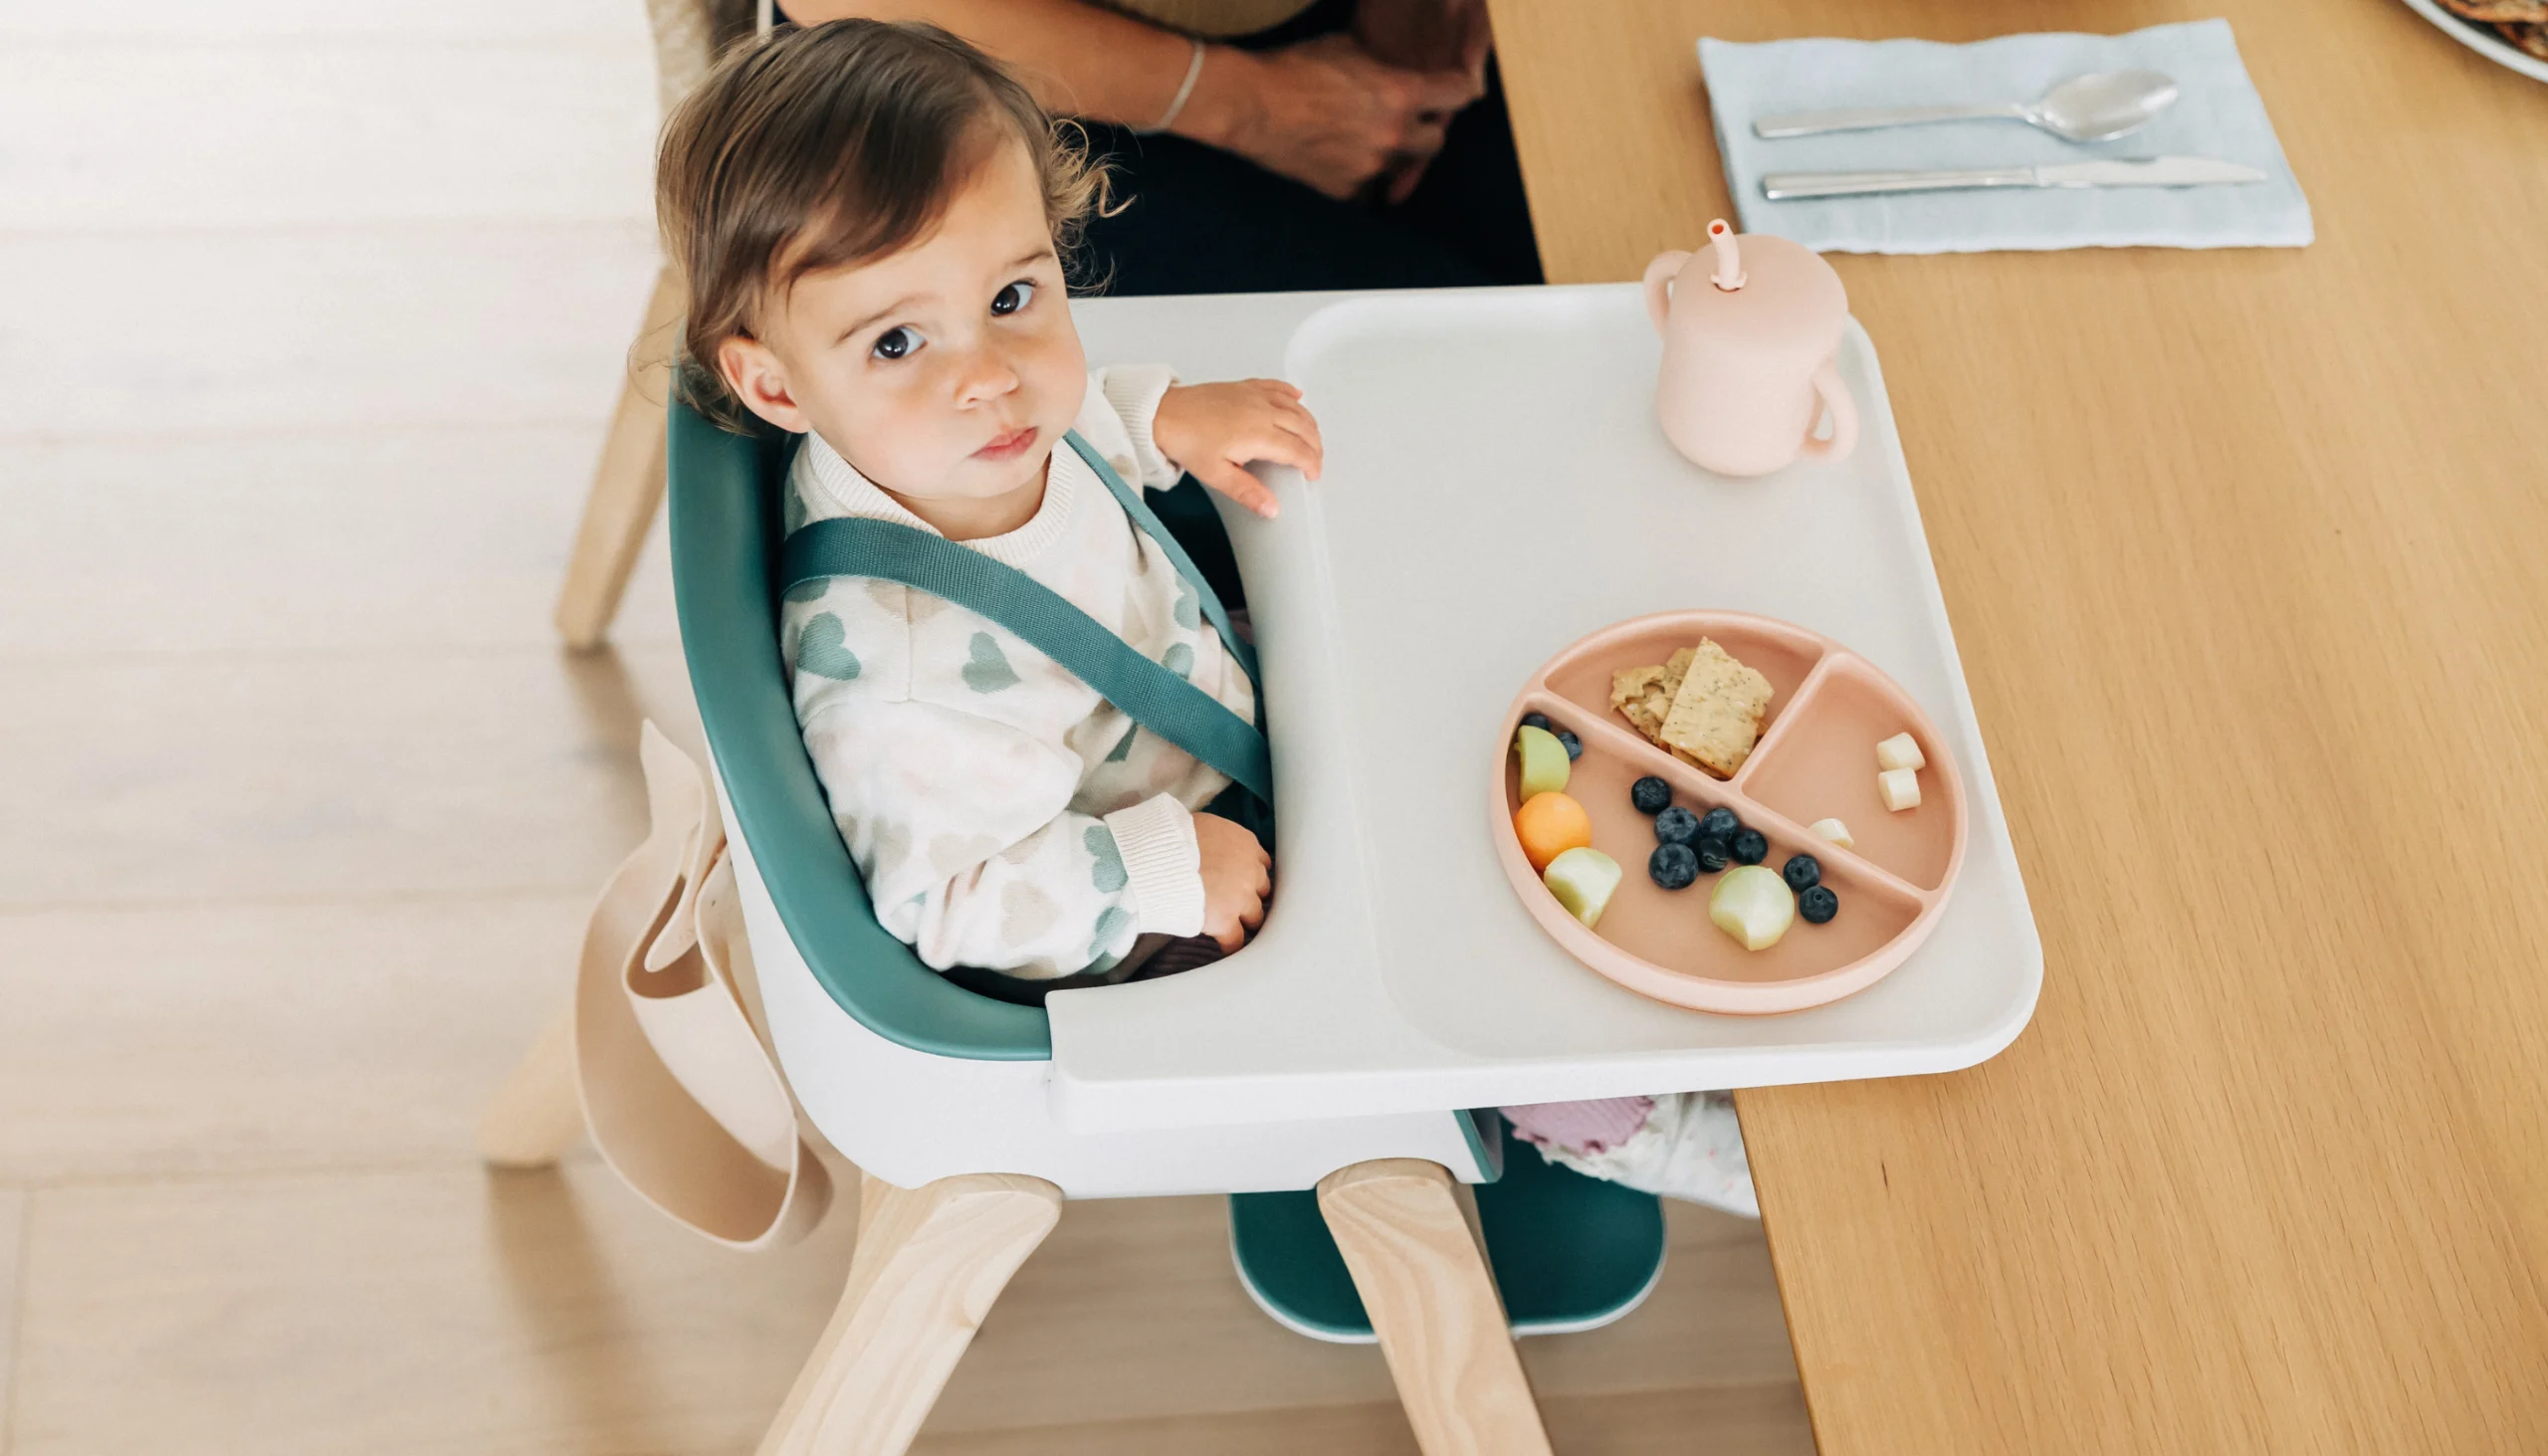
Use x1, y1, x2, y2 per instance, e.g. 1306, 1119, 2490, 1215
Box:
1048, 286, 2040, 1133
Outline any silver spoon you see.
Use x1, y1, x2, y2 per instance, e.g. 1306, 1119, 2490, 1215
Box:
1752, 70, 2181, 144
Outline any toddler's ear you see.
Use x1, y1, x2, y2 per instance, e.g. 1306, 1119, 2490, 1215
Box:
717, 336, 810, 434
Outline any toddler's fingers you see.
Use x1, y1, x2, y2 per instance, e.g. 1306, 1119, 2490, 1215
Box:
1245, 425, 1323, 483
1210, 921, 1245, 953
1273, 425, 1325, 483
1266, 409, 1323, 474
1272, 398, 1324, 456
1242, 379, 1304, 406
1194, 458, 1280, 519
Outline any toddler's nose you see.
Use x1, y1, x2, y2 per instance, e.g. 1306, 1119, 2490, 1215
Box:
954, 347, 1021, 406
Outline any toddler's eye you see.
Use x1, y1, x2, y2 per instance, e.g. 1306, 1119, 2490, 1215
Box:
990, 281, 1036, 316
872, 326, 920, 362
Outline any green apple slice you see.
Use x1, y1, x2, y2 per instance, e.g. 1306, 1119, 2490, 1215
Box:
1514, 725, 1571, 799
1543, 847, 1622, 929
1709, 864, 1796, 950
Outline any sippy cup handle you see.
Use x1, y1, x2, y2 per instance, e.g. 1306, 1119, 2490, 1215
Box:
1798, 359, 1859, 462
1641, 250, 1693, 335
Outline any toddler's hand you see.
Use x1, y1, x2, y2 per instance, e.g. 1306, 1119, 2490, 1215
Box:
1194, 813, 1273, 952
1154, 380, 1324, 520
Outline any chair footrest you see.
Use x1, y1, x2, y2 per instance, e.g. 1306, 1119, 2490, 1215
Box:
1228, 1116, 1667, 1343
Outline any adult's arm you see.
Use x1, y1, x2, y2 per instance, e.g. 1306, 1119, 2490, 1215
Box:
788, 0, 1202, 129
782, 0, 1481, 199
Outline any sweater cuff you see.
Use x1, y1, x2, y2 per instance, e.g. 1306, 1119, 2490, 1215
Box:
1099, 363, 1182, 488
1103, 795, 1205, 937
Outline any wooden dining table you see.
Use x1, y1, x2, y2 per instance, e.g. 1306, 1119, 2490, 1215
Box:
1484, 0, 2548, 1449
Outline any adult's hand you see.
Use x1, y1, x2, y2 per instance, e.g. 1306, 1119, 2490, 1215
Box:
1352, 0, 1493, 201
1193, 35, 1480, 202
1353, 0, 1492, 87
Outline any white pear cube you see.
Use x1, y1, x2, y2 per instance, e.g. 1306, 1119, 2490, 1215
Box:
1875, 732, 1926, 773
1709, 864, 1796, 950
1878, 767, 1922, 812
1514, 725, 1571, 800
1543, 847, 1622, 929
1809, 817, 1854, 848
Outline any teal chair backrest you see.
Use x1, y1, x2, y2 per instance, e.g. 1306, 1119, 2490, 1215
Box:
666, 399, 1052, 1061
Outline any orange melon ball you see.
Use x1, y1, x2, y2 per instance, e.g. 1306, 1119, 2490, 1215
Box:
1513, 791, 1593, 873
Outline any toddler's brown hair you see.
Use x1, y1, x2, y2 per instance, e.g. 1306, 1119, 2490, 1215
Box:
656, 20, 1105, 428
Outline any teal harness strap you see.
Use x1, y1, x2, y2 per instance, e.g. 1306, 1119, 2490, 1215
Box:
1059, 431, 1261, 688
778, 432, 1272, 805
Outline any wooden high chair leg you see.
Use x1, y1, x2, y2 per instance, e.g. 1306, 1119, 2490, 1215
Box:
478, 1004, 584, 1168
1317, 1159, 1555, 1456
756, 1169, 1063, 1456
555, 263, 688, 651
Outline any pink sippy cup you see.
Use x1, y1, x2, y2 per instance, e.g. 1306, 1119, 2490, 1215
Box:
1642, 220, 1858, 477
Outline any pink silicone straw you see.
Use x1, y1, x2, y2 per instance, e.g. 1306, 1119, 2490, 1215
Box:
1707, 219, 1746, 292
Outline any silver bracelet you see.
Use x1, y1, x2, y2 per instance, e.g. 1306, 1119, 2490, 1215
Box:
1136, 38, 1207, 135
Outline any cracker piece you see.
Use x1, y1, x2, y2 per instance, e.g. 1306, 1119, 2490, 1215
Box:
1610, 664, 1671, 739
1610, 647, 1701, 742
1657, 638, 1773, 778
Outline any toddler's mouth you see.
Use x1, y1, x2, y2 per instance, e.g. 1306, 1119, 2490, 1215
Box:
973, 425, 1038, 462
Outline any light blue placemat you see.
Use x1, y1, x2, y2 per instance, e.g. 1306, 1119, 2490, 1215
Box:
1699, 20, 2312, 253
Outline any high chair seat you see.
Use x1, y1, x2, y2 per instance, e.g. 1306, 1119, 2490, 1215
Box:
668, 402, 1050, 1062
664, 392, 1492, 1198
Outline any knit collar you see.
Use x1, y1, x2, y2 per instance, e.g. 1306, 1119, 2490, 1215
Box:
798, 429, 1080, 568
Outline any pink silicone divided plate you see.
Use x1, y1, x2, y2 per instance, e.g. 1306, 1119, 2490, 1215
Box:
1494, 611, 1968, 1015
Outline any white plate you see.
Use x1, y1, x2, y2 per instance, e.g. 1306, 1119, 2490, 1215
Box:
2398, 0, 2548, 84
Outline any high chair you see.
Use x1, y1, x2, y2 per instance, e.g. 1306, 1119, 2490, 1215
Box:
496, 281, 2045, 1455
486, 388, 1671, 1455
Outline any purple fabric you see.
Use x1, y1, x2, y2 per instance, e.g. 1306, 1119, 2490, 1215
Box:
1498, 1096, 1656, 1154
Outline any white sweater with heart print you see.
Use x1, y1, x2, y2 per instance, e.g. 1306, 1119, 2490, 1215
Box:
780, 366, 1255, 981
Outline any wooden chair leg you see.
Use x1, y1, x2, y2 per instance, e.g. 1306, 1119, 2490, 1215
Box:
479, 1004, 584, 1168
756, 1169, 1063, 1456
1317, 1159, 1554, 1456
555, 262, 688, 651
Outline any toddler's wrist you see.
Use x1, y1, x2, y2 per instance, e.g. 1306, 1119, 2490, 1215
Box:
1103, 795, 1205, 937
1105, 366, 1182, 484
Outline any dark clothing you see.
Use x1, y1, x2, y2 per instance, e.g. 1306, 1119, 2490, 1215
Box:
1073, 0, 1543, 295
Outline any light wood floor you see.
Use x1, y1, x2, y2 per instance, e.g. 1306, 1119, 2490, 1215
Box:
0, 5, 1815, 1451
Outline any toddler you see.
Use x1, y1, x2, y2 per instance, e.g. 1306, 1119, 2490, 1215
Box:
658, 19, 1754, 1214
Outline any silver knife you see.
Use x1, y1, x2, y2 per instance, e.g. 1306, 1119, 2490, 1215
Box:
1759, 155, 2267, 201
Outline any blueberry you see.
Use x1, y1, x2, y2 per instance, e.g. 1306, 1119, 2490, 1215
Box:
1782, 854, 1821, 892
1629, 775, 1672, 815
1698, 806, 1742, 841
1731, 828, 1769, 865
1520, 712, 1552, 732
1556, 729, 1583, 760
1798, 885, 1839, 924
1693, 836, 1733, 873
1648, 842, 1699, 890
1653, 806, 1700, 845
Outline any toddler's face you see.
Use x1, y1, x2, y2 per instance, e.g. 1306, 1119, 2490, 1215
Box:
720, 134, 1086, 512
